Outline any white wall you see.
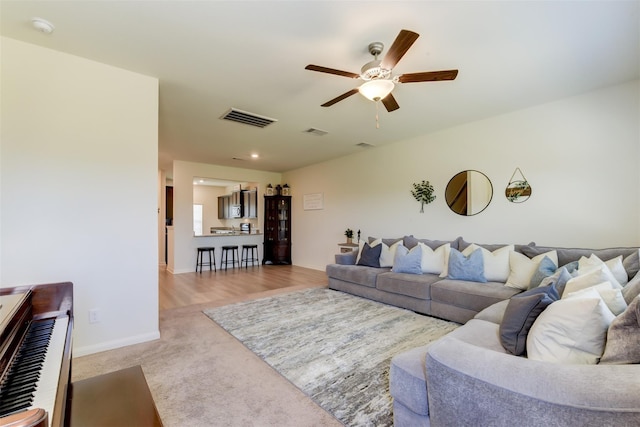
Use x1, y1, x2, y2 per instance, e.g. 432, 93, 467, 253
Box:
170, 161, 281, 273
285, 81, 640, 271
0, 37, 160, 356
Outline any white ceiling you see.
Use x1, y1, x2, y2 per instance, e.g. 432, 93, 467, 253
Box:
1, 1, 638, 173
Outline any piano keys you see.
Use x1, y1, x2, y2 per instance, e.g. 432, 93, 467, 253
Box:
0, 283, 73, 427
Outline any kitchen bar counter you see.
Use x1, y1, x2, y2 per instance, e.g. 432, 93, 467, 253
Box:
191, 233, 263, 269
194, 232, 262, 237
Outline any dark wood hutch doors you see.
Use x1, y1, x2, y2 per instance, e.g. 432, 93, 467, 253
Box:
263, 195, 291, 264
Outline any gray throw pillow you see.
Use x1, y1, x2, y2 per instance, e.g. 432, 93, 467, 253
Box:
622, 272, 640, 305
403, 235, 453, 250
600, 295, 640, 364
357, 243, 382, 267
499, 285, 559, 356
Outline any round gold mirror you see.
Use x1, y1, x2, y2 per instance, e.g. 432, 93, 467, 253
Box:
445, 170, 493, 216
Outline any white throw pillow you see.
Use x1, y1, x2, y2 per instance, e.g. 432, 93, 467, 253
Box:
505, 250, 558, 290
564, 265, 623, 295
379, 240, 402, 268
462, 244, 513, 282
564, 282, 628, 316
419, 243, 450, 275
578, 254, 628, 286
527, 295, 615, 364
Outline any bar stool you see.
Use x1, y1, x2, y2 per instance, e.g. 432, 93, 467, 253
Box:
221, 245, 239, 270
241, 244, 259, 268
196, 247, 216, 273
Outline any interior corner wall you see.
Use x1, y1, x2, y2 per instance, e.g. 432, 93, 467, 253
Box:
0, 37, 160, 356
171, 160, 281, 274
284, 80, 640, 271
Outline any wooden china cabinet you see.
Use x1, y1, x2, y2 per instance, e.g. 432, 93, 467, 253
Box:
263, 195, 291, 264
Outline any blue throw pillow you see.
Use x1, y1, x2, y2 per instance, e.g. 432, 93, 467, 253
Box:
447, 248, 486, 282
357, 243, 382, 267
499, 285, 560, 356
528, 256, 557, 289
392, 245, 422, 274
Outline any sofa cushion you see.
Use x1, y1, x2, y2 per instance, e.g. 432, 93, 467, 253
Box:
564, 265, 622, 295
623, 271, 640, 304
462, 244, 513, 282
506, 250, 558, 290
600, 295, 640, 364
418, 242, 450, 275
564, 282, 627, 315
392, 245, 423, 274
325, 264, 389, 288
527, 293, 615, 364
380, 240, 403, 268
390, 345, 431, 416
404, 235, 458, 250
528, 256, 557, 288
579, 254, 628, 286
357, 242, 382, 267
376, 272, 442, 299
474, 300, 509, 324
521, 245, 639, 279
499, 286, 559, 356
447, 248, 487, 282
431, 279, 521, 313
456, 237, 532, 255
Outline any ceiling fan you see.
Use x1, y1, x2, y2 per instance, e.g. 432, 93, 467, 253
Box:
305, 29, 458, 112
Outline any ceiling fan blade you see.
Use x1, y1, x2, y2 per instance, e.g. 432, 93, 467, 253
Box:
321, 88, 359, 107
397, 69, 459, 83
380, 29, 419, 70
305, 64, 360, 79
381, 93, 400, 112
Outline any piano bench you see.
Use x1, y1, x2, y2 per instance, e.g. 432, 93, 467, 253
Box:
68, 365, 162, 426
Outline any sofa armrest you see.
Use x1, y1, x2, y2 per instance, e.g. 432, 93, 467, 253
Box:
335, 250, 357, 265
425, 336, 640, 426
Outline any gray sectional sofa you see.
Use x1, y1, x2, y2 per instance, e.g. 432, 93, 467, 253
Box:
327, 236, 529, 323
325, 236, 640, 426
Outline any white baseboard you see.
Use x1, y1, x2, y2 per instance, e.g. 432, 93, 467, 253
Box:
73, 330, 160, 357
169, 267, 193, 274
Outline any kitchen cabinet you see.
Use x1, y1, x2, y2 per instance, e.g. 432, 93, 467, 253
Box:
263, 195, 291, 264
219, 189, 257, 219
217, 195, 230, 219
243, 190, 258, 218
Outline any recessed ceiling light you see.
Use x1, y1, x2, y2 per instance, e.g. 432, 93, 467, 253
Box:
31, 17, 55, 34
251, 153, 259, 159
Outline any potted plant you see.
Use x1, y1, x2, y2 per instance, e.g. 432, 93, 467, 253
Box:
411, 180, 436, 213
344, 228, 354, 244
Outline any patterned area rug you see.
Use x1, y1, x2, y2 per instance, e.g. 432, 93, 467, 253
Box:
203, 288, 458, 426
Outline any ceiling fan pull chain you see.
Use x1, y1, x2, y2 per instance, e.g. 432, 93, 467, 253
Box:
375, 101, 380, 129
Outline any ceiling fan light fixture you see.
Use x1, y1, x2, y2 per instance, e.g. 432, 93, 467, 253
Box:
359, 80, 395, 102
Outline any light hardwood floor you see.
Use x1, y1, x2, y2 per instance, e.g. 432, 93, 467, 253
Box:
159, 264, 329, 310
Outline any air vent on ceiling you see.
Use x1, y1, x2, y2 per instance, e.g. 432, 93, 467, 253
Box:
304, 128, 328, 136
221, 108, 277, 128
356, 142, 375, 148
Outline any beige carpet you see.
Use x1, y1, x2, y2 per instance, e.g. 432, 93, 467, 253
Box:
72, 285, 342, 427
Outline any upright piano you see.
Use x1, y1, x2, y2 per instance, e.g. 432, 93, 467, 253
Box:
0, 282, 73, 427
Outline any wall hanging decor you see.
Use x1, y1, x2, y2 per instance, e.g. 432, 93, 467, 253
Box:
445, 170, 493, 216
411, 180, 436, 213
505, 167, 532, 203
